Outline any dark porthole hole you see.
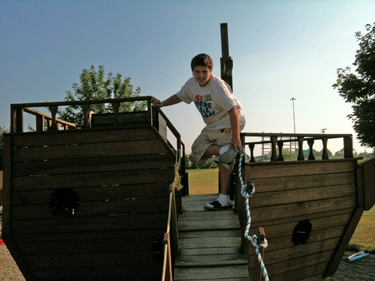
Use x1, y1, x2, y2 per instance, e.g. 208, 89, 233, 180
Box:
49, 188, 80, 217
292, 220, 312, 245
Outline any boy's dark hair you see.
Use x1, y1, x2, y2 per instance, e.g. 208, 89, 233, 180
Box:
191, 53, 213, 71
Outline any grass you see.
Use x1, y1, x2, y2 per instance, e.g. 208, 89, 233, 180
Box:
187, 168, 375, 253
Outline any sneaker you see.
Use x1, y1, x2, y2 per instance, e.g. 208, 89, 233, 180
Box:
219, 144, 238, 164
204, 200, 233, 211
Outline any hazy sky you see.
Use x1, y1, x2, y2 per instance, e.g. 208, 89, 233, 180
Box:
1, 0, 374, 155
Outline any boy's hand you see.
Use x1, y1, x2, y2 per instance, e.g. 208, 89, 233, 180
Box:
151, 97, 163, 107
232, 136, 242, 152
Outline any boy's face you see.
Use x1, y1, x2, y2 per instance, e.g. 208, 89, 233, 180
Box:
192, 66, 212, 87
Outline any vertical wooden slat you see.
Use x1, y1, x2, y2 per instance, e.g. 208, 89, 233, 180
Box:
81, 104, 91, 128
254, 227, 265, 281
277, 141, 284, 161
322, 138, 329, 160
298, 136, 304, 161
171, 185, 180, 256
249, 143, 255, 163
344, 136, 353, 159
11, 107, 24, 133
307, 139, 315, 160
270, 136, 278, 162
36, 114, 45, 132
112, 102, 122, 126
48, 105, 58, 130
2, 134, 12, 236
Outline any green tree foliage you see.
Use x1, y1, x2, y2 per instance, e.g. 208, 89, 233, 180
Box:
59, 65, 146, 124
333, 23, 375, 148
0, 127, 10, 171
185, 153, 218, 169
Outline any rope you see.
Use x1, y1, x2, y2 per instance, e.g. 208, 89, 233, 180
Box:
239, 147, 269, 281
173, 149, 183, 190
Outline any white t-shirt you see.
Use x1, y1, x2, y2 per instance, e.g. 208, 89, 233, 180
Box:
176, 75, 246, 129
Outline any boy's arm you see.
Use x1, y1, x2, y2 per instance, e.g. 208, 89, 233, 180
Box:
151, 94, 181, 107
228, 106, 242, 152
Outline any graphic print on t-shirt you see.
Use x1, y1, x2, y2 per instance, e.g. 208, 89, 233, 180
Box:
194, 94, 215, 119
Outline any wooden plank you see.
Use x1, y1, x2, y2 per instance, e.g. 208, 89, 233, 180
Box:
12, 168, 174, 191
10, 212, 169, 235
11, 183, 171, 205
11, 228, 164, 243
270, 262, 327, 281
179, 218, 240, 232
12, 127, 158, 147
325, 207, 364, 277
250, 172, 354, 193
2, 135, 12, 237
246, 225, 346, 264
260, 249, 334, 277
12, 197, 170, 220
250, 237, 341, 266
12, 153, 175, 176
180, 247, 241, 256
251, 184, 355, 208
12, 139, 169, 162
175, 253, 247, 267
17, 235, 158, 256
25, 250, 158, 268
245, 160, 356, 179
363, 157, 375, 210
179, 236, 241, 249
174, 265, 249, 280
179, 229, 241, 239
249, 214, 350, 244
33, 264, 163, 280
250, 208, 352, 230
250, 196, 356, 222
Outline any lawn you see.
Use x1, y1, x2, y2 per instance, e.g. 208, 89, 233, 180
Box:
187, 168, 375, 253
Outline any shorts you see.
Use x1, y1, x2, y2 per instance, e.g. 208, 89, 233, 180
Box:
191, 126, 244, 163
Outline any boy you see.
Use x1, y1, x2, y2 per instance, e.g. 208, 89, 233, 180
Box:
151, 53, 245, 210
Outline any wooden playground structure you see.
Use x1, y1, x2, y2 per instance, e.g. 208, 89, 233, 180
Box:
2, 23, 375, 280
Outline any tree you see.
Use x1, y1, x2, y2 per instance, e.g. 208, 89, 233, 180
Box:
59, 65, 146, 124
333, 23, 375, 148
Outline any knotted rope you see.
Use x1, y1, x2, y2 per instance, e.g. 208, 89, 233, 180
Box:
239, 147, 269, 281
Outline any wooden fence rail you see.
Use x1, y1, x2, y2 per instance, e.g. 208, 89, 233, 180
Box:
242, 132, 354, 162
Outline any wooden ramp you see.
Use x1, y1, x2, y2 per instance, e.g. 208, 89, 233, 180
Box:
174, 194, 249, 280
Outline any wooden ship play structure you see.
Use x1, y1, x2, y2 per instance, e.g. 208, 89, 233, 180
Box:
2, 24, 375, 280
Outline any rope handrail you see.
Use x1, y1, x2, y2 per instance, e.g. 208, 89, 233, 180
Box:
239, 147, 269, 281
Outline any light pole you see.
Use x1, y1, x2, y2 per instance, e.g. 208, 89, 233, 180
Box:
290, 97, 296, 157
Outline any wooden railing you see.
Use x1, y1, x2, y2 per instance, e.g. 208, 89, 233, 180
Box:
10, 96, 152, 133
162, 184, 180, 281
241, 132, 354, 162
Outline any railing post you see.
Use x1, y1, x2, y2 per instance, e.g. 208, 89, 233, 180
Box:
277, 140, 284, 161
270, 136, 278, 162
36, 115, 45, 132
48, 106, 58, 130
81, 104, 91, 128
249, 143, 255, 162
298, 136, 305, 161
307, 139, 315, 160
322, 138, 329, 160
11, 107, 23, 133
112, 102, 122, 126
344, 136, 353, 158
254, 227, 266, 281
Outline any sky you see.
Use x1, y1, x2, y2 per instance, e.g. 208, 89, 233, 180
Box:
1, 0, 374, 156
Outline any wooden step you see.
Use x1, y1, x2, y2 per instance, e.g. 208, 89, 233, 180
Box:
174, 265, 249, 280
174, 194, 249, 280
